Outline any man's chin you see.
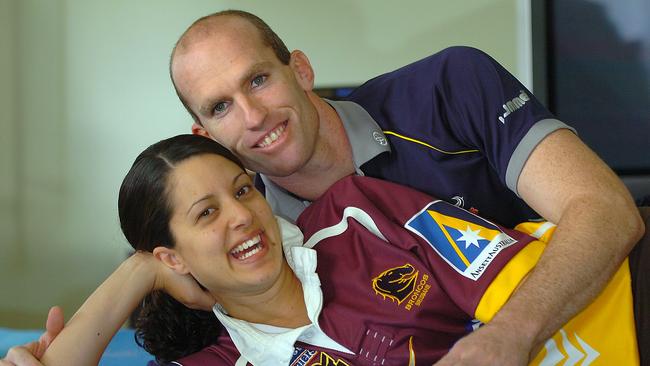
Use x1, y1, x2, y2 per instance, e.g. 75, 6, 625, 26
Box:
252, 161, 303, 178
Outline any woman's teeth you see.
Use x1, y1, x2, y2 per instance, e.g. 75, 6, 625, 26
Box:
238, 245, 262, 260
230, 235, 263, 260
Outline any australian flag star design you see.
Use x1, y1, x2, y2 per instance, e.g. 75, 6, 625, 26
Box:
405, 200, 517, 280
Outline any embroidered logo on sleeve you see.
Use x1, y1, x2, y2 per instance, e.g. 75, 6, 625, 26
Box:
498, 90, 530, 124
405, 201, 517, 280
372, 264, 431, 310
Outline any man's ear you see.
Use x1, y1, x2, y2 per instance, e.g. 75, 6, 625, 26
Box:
191, 123, 211, 138
153, 246, 190, 275
289, 50, 314, 91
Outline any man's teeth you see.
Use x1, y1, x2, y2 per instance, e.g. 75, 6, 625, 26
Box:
231, 235, 262, 260
258, 124, 285, 148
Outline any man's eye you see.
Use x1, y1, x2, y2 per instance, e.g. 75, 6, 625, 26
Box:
251, 75, 266, 88
236, 185, 251, 199
213, 102, 228, 115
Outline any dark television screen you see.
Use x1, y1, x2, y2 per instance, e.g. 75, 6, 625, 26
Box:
534, 0, 650, 174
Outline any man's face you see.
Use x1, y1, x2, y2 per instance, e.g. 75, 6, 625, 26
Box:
172, 18, 320, 177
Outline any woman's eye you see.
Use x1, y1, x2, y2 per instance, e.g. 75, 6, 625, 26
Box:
199, 208, 215, 219
236, 185, 251, 199
251, 75, 266, 88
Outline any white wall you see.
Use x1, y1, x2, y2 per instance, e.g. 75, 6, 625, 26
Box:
0, 0, 527, 327
0, 0, 17, 270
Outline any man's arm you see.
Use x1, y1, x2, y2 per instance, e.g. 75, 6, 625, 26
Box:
435, 129, 645, 365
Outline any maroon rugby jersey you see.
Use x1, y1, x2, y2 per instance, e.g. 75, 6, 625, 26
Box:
175, 175, 539, 365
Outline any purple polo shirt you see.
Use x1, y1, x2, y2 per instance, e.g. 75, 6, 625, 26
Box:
258, 46, 573, 228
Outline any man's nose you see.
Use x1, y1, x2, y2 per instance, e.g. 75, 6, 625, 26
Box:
240, 96, 267, 130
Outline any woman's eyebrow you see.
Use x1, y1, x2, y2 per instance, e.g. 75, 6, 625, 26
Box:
232, 172, 247, 185
187, 194, 213, 215
186, 171, 246, 215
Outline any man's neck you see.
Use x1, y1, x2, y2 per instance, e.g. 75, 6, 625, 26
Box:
268, 94, 355, 201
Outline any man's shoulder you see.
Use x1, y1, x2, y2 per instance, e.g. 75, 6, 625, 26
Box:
345, 46, 498, 125
349, 46, 493, 93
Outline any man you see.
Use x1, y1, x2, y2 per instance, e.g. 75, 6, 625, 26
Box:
2, 9, 644, 366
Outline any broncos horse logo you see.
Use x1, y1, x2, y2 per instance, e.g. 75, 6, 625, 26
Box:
371, 263, 419, 305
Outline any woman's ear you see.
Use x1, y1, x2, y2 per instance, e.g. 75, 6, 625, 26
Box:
153, 246, 190, 275
289, 50, 314, 91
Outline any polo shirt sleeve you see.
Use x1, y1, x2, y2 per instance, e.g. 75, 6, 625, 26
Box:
433, 47, 573, 193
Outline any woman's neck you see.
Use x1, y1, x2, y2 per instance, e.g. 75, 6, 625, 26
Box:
217, 262, 310, 329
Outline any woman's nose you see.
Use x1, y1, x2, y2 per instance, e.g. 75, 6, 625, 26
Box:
227, 199, 253, 230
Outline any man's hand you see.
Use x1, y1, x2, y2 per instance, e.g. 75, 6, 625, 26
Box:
0, 306, 64, 366
153, 261, 216, 311
433, 322, 532, 366
134, 251, 215, 311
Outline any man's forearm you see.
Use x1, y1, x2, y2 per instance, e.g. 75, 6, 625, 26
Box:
489, 194, 644, 355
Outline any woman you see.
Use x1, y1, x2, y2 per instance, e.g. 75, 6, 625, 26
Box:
38, 135, 646, 366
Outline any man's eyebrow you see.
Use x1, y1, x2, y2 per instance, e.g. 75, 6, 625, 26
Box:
197, 61, 275, 116
198, 96, 222, 116
240, 61, 274, 86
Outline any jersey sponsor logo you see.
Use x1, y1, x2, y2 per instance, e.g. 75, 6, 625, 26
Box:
312, 352, 350, 366
372, 264, 431, 310
290, 346, 317, 366
405, 201, 517, 280
497, 90, 530, 124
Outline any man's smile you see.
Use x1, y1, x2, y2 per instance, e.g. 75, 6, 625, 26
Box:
255, 121, 287, 148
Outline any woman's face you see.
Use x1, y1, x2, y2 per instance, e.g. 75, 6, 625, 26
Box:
166, 153, 284, 300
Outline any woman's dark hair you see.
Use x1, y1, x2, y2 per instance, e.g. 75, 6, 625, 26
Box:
118, 134, 244, 363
